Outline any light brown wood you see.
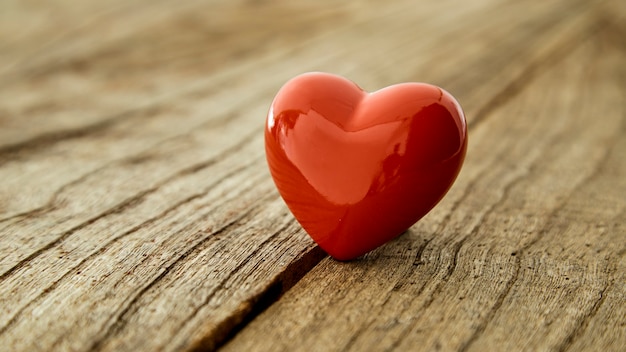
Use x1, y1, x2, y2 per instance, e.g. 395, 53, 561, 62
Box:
1, 0, 624, 351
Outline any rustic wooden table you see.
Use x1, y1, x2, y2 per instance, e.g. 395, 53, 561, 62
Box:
1, 0, 624, 351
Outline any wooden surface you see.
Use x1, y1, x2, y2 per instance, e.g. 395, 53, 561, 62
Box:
1, 0, 624, 351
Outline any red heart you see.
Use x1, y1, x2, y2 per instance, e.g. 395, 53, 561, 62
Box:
265, 73, 467, 260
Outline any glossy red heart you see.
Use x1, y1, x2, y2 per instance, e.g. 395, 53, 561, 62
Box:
265, 72, 467, 260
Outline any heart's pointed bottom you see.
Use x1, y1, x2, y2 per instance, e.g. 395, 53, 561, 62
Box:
266, 72, 467, 261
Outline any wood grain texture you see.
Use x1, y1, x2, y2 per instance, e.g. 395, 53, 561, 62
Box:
1, 0, 624, 351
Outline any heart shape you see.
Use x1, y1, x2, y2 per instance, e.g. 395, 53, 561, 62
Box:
265, 73, 467, 260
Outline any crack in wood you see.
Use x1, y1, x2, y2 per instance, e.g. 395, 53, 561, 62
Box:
86, 195, 277, 352
0, 157, 267, 336
180, 218, 297, 352
0, 130, 260, 281
177, 226, 329, 352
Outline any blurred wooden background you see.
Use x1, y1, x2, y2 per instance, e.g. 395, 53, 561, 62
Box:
1, 0, 624, 351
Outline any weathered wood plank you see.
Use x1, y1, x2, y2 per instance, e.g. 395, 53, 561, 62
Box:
0, 0, 623, 351
222, 25, 626, 352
